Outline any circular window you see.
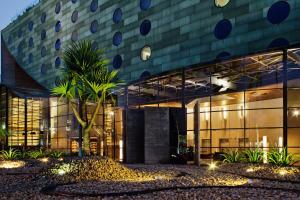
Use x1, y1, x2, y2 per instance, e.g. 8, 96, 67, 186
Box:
215, 0, 230, 7
214, 19, 232, 39
113, 32, 122, 46
140, 71, 151, 79
18, 43, 23, 54
216, 51, 231, 60
113, 8, 122, 24
41, 29, 47, 40
55, 57, 61, 68
71, 10, 78, 23
55, 39, 61, 50
92, 41, 98, 50
55, 21, 62, 32
41, 12, 47, 23
71, 0, 77, 3
90, 0, 98, 12
268, 38, 289, 49
28, 53, 33, 63
41, 64, 47, 74
28, 21, 34, 31
140, 46, 151, 61
267, 1, 290, 25
55, 2, 61, 14
90, 20, 98, 33
71, 31, 78, 42
140, 20, 151, 36
113, 55, 122, 69
18, 28, 23, 38
41, 47, 46, 57
28, 37, 34, 48
140, 0, 151, 10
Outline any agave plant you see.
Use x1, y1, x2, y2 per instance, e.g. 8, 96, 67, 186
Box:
243, 148, 263, 163
222, 149, 242, 163
27, 149, 45, 159
0, 148, 21, 160
268, 147, 297, 167
50, 151, 63, 158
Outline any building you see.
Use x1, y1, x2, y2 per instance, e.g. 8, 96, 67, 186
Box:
1, 0, 300, 164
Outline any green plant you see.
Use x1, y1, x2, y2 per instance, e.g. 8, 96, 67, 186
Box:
268, 147, 297, 167
222, 149, 242, 163
28, 149, 45, 159
50, 151, 63, 158
52, 41, 122, 156
243, 148, 263, 163
0, 148, 21, 160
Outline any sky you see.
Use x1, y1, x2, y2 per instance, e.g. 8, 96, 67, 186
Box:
0, 0, 37, 72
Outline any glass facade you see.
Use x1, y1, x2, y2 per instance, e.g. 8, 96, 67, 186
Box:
124, 48, 300, 162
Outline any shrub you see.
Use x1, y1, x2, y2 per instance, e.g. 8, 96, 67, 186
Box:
222, 149, 242, 163
268, 147, 297, 167
28, 149, 45, 159
0, 148, 21, 160
243, 148, 263, 163
50, 151, 63, 158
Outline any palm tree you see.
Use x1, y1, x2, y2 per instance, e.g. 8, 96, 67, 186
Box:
52, 41, 121, 157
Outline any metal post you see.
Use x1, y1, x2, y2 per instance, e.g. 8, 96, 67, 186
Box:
283, 49, 288, 148
24, 97, 28, 148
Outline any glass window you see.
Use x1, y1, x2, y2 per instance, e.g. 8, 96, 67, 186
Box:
55, 21, 62, 32
71, 10, 78, 23
90, 20, 98, 33
55, 57, 61, 68
92, 41, 98, 50
18, 28, 23, 38
140, 0, 151, 10
71, 31, 78, 42
113, 55, 122, 69
28, 37, 34, 48
140, 46, 151, 61
90, 0, 98, 12
41, 64, 47, 74
113, 32, 122, 46
28, 53, 33, 64
55, 39, 61, 50
41, 46, 46, 57
140, 20, 151, 36
28, 21, 34, 31
41, 12, 46, 23
215, 0, 230, 7
41, 29, 46, 40
113, 8, 122, 24
55, 1, 61, 14
214, 19, 232, 39
267, 1, 290, 24
71, 0, 77, 3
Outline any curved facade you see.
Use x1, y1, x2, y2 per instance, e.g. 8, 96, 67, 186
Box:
1, 0, 300, 88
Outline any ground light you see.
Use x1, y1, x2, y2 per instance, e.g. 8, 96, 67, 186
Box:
208, 162, 218, 171
39, 158, 49, 163
0, 161, 25, 169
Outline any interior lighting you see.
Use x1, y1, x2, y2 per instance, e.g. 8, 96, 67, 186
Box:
293, 109, 300, 117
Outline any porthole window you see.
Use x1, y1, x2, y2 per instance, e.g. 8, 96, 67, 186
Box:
41, 12, 47, 23
141, 46, 151, 61
140, 20, 151, 36
92, 41, 98, 50
71, 0, 77, 3
41, 29, 47, 40
216, 51, 231, 60
267, 1, 290, 25
215, 0, 230, 7
90, 20, 98, 33
71, 10, 78, 23
55, 21, 62, 32
55, 39, 61, 50
90, 0, 98, 12
140, 0, 151, 10
113, 8, 122, 24
55, 2, 61, 14
140, 71, 151, 79
41, 64, 47, 74
71, 31, 78, 42
28, 53, 33, 64
113, 55, 122, 69
41, 47, 46, 57
113, 32, 122, 46
18, 28, 23, 38
268, 38, 289, 49
28, 21, 34, 31
214, 19, 232, 39
55, 57, 61, 68
28, 37, 34, 48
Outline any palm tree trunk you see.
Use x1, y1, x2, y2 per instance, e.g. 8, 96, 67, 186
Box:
78, 100, 84, 157
83, 128, 90, 155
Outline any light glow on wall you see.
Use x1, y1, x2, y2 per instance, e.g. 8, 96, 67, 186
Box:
119, 140, 123, 161
263, 136, 268, 164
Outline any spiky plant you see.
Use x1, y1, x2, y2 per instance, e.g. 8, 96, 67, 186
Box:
0, 148, 21, 160
268, 147, 297, 167
52, 41, 122, 156
243, 148, 263, 163
50, 151, 63, 158
222, 149, 242, 163
28, 149, 45, 159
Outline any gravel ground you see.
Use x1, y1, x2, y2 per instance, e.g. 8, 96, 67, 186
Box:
0, 161, 299, 200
